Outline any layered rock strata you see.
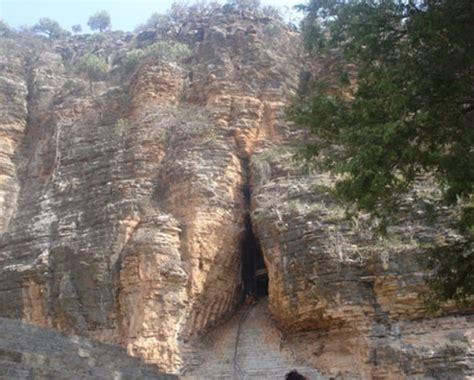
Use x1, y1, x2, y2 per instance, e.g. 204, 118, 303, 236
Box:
0, 9, 472, 380
251, 147, 474, 379
0, 317, 176, 379
0, 11, 301, 374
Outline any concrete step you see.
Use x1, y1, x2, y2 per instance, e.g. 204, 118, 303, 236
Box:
183, 299, 325, 380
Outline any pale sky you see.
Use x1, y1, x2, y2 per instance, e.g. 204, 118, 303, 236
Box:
0, 0, 305, 32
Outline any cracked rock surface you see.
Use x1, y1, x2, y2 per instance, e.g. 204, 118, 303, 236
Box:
0, 9, 472, 379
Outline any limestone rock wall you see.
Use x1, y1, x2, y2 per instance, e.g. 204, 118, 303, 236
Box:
0, 9, 472, 380
0, 11, 301, 374
0, 38, 28, 234
251, 147, 474, 379
0, 317, 176, 379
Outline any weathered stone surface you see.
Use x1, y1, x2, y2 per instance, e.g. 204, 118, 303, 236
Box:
0, 8, 472, 380
0, 11, 302, 375
183, 300, 324, 380
251, 147, 474, 378
0, 38, 28, 234
0, 317, 176, 379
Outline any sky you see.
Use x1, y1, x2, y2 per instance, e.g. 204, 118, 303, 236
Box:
0, 0, 304, 32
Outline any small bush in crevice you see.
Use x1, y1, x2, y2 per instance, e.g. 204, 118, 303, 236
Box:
420, 241, 474, 311
87, 33, 106, 44
119, 41, 191, 76
121, 49, 146, 74
61, 79, 86, 96
75, 53, 108, 94
262, 23, 282, 38
146, 41, 191, 62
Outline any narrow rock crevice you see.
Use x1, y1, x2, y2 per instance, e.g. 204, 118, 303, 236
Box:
241, 213, 268, 298
240, 156, 268, 300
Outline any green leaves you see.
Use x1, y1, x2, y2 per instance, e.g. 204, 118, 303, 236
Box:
33, 18, 69, 39
76, 53, 108, 93
76, 53, 107, 80
87, 10, 111, 33
423, 241, 474, 309
290, 0, 474, 304
120, 41, 191, 76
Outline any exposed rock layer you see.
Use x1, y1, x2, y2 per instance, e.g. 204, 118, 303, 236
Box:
0, 317, 176, 379
0, 9, 472, 379
251, 147, 474, 379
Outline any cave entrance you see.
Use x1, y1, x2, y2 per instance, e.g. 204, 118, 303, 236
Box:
241, 213, 268, 298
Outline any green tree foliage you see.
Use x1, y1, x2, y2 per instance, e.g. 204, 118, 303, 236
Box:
289, 0, 474, 304
121, 49, 146, 74
121, 41, 191, 75
136, 2, 221, 35
145, 41, 191, 61
135, 7, 182, 36
76, 53, 108, 93
424, 241, 474, 308
138, 12, 170, 32
87, 10, 111, 33
71, 24, 82, 34
33, 18, 68, 39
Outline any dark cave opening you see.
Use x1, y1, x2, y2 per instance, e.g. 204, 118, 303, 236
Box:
241, 213, 268, 298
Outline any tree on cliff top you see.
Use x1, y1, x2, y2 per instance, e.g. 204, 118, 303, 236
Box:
288, 0, 474, 305
33, 18, 68, 39
0, 20, 12, 37
87, 10, 111, 32
71, 24, 82, 34
137, 12, 169, 32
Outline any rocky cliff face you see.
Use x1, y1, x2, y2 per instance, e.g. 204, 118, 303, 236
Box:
0, 317, 176, 379
0, 9, 472, 379
251, 148, 474, 379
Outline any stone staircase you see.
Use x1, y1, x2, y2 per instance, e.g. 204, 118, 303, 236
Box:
183, 299, 326, 380
0, 317, 177, 380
